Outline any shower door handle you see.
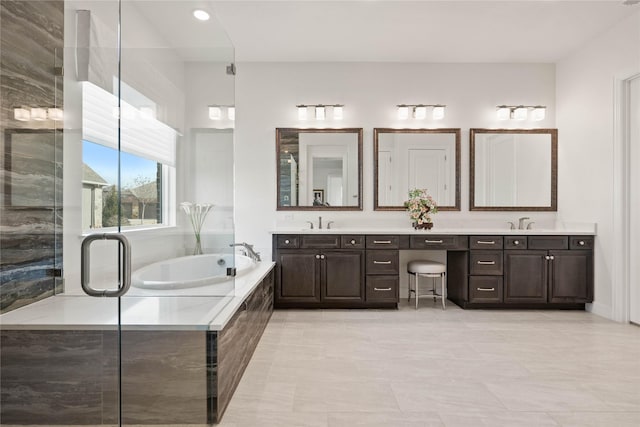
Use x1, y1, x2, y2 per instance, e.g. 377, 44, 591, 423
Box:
81, 233, 132, 297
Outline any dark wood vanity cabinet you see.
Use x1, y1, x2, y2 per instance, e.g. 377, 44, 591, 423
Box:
500, 237, 593, 307
274, 233, 593, 310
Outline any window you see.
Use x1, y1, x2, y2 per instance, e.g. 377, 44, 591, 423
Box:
82, 141, 164, 230
81, 81, 177, 231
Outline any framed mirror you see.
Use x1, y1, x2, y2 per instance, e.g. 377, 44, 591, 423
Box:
276, 128, 363, 210
373, 128, 461, 211
470, 128, 557, 211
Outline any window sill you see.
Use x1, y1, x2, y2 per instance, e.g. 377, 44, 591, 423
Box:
81, 224, 177, 238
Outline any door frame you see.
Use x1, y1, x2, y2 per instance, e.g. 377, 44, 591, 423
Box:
612, 72, 640, 323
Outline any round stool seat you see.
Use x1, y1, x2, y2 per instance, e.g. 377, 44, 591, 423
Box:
408, 260, 446, 275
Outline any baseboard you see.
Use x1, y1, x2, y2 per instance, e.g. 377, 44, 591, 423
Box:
586, 301, 613, 320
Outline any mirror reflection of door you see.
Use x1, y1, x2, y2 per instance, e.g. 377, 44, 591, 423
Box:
375, 129, 459, 210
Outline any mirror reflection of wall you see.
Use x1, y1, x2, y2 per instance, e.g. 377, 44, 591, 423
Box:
470, 129, 557, 211
277, 128, 363, 210
374, 128, 460, 211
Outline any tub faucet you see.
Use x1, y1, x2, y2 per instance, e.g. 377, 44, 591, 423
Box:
518, 217, 531, 230
230, 242, 261, 262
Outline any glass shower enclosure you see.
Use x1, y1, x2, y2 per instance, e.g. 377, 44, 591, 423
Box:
1, 0, 236, 424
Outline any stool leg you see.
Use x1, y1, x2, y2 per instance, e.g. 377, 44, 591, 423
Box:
442, 272, 447, 310
408, 273, 412, 303
432, 276, 437, 302
415, 274, 419, 309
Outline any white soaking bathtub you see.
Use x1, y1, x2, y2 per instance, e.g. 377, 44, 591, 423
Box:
131, 254, 256, 290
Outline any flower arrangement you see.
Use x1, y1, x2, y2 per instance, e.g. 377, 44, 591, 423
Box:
180, 202, 213, 255
404, 188, 438, 230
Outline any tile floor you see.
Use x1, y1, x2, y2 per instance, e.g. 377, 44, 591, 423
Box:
218, 302, 640, 427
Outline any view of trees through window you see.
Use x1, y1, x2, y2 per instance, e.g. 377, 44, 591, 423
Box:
82, 140, 162, 230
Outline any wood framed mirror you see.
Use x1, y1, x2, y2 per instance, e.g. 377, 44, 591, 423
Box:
470, 128, 558, 211
276, 128, 363, 211
373, 128, 461, 211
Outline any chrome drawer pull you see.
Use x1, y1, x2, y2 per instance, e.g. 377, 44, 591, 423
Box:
513, 240, 520, 245
284, 239, 290, 244
477, 261, 496, 265
373, 260, 392, 264
477, 240, 495, 245
374, 287, 392, 291
425, 239, 444, 243
477, 287, 495, 292
350, 239, 357, 245
373, 240, 392, 244
578, 240, 586, 246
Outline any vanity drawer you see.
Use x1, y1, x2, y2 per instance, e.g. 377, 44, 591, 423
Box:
470, 236, 503, 250
410, 235, 468, 250
276, 235, 299, 248
469, 276, 503, 303
366, 276, 399, 302
505, 236, 527, 250
569, 236, 594, 250
300, 235, 340, 249
341, 235, 365, 249
366, 250, 399, 275
366, 235, 400, 249
528, 236, 568, 250
469, 251, 503, 275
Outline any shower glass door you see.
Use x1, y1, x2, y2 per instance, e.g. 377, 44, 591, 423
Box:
1, 0, 236, 425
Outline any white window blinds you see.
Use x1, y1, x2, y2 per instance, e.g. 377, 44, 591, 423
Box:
82, 81, 177, 167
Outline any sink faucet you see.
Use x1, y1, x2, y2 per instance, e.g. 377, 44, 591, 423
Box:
306, 221, 314, 230
508, 221, 516, 230
326, 221, 334, 229
318, 216, 322, 229
518, 217, 531, 230
230, 242, 261, 262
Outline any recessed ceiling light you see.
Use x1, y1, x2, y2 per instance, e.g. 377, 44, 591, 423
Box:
193, 9, 210, 21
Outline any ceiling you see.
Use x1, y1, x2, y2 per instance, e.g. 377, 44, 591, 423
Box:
132, 1, 636, 63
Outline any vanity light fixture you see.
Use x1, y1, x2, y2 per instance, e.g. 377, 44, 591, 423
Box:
13, 107, 30, 121
496, 105, 546, 121
296, 104, 344, 121
397, 104, 446, 120
193, 9, 210, 21
208, 105, 235, 121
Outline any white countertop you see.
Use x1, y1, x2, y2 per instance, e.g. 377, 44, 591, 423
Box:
0, 262, 275, 332
270, 227, 596, 236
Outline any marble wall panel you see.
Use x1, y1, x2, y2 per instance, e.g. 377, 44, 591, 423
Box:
0, 0, 64, 313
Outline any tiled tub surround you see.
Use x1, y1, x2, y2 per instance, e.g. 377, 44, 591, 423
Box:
0, 262, 275, 425
272, 225, 595, 310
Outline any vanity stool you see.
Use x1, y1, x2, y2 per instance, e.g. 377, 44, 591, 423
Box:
407, 260, 447, 310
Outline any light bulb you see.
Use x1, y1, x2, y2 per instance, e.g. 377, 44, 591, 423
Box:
315, 105, 326, 120
31, 107, 47, 121
333, 105, 343, 120
432, 105, 445, 120
413, 106, 427, 120
532, 106, 546, 121
397, 105, 409, 120
227, 106, 235, 121
14, 107, 30, 121
208, 106, 222, 120
496, 106, 510, 121
513, 106, 528, 121
297, 105, 308, 120
48, 108, 64, 121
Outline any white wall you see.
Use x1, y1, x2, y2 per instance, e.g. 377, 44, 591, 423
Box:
556, 11, 640, 319
234, 63, 557, 259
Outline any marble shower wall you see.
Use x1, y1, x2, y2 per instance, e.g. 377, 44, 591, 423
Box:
0, 0, 64, 313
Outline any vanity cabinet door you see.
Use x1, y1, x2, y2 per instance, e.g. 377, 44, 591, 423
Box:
548, 250, 593, 303
322, 251, 364, 302
504, 250, 548, 303
277, 250, 321, 302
